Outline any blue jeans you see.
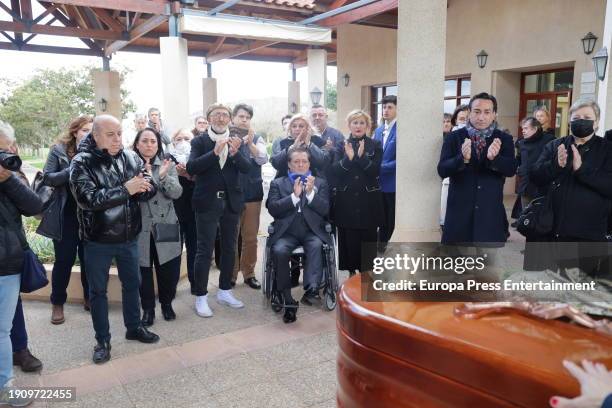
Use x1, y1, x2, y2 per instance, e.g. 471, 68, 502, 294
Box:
0, 274, 21, 388
84, 240, 141, 344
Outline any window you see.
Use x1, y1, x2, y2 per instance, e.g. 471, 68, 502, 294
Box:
370, 84, 397, 126
444, 76, 471, 113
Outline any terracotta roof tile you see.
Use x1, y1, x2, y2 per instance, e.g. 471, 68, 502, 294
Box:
247, 0, 316, 10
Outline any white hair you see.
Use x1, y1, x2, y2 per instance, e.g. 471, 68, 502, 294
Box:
0, 120, 15, 143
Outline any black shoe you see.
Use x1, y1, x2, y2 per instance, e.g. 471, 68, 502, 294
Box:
300, 289, 321, 306
13, 348, 43, 373
283, 300, 298, 324
141, 309, 155, 327
244, 277, 261, 290
93, 342, 111, 364
161, 304, 176, 321
125, 326, 160, 344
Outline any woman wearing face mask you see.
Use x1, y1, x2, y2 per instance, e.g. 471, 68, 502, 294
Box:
133, 128, 183, 326
332, 110, 383, 277
170, 129, 197, 295
451, 104, 469, 131
532, 99, 612, 277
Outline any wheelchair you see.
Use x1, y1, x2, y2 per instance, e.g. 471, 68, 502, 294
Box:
261, 223, 339, 311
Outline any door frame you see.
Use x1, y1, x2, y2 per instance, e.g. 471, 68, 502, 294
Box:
518, 67, 573, 136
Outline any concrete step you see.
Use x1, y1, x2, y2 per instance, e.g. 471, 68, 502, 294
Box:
22, 251, 189, 304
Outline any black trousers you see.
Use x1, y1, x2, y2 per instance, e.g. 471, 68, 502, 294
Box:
271, 215, 323, 294
338, 227, 378, 272
379, 192, 395, 244
50, 210, 88, 305
139, 236, 181, 310
179, 215, 197, 295
194, 198, 240, 296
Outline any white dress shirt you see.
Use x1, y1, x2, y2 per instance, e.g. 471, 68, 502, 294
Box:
383, 119, 396, 148
291, 189, 316, 212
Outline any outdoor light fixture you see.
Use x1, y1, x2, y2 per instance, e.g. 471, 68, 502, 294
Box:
581, 32, 598, 55
343, 73, 350, 87
98, 98, 108, 112
593, 46, 608, 81
476, 50, 488, 69
310, 87, 322, 105
290, 102, 298, 114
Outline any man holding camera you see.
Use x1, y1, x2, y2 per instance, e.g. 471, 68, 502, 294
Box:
0, 120, 43, 407
70, 115, 159, 364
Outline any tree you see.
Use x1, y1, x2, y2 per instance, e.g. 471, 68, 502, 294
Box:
326, 80, 337, 111
0, 66, 135, 148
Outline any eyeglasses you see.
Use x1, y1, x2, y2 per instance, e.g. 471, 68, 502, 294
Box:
210, 112, 230, 119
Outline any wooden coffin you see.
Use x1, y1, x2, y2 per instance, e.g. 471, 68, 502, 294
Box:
336, 276, 612, 408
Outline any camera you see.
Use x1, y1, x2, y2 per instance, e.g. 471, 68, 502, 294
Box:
0, 150, 22, 171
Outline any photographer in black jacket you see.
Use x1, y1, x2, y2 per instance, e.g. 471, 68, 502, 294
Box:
0, 120, 42, 405
70, 115, 159, 364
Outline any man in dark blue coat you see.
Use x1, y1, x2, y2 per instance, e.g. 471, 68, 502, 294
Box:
437, 92, 516, 245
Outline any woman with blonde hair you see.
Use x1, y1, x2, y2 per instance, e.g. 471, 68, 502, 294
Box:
332, 109, 383, 276
271, 113, 329, 179
38, 115, 93, 324
533, 105, 555, 136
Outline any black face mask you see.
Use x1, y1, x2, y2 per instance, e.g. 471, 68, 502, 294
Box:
570, 119, 595, 138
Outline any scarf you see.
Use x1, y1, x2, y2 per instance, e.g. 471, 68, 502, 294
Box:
208, 127, 230, 169
288, 170, 312, 185
466, 120, 497, 158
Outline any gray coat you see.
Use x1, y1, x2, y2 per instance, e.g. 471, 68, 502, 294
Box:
138, 157, 183, 267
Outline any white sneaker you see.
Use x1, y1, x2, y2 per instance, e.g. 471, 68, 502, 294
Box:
195, 295, 213, 317
216, 289, 244, 309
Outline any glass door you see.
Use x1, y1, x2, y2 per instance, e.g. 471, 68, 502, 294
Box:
519, 68, 573, 137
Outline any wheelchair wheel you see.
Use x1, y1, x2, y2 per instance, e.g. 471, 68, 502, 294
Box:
323, 287, 336, 311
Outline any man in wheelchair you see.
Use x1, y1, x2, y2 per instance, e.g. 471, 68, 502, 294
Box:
266, 146, 332, 323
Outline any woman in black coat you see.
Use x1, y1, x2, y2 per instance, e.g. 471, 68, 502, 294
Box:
516, 116, 556, 207
531, 99, 612, 277
332, 110, 383, 276
38, 115, 93, 324
169, 128, 197, 295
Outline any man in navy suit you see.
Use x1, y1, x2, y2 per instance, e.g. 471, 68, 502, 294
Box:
437, 92, 515, 245
373, 95, 397, 250
266, 146, 331, 323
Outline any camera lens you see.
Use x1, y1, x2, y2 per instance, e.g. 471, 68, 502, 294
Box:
0, 152, 22, 171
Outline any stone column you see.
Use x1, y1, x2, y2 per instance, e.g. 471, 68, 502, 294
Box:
160, 36, 190, 134
202, 78, 218, 111
288, 81, 300, 114
93, 70, 121, 119
307, 48, 327, 107
597, 0, 612, 130
394, 0, 447, 242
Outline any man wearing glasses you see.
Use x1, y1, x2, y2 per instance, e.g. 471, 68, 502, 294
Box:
186, 103, 251, 318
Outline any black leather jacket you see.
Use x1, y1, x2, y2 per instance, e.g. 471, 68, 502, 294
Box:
69, 134, 157, 243
0, 173, 43, 276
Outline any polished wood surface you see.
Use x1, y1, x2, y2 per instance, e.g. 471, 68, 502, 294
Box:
336, 275, 612, 408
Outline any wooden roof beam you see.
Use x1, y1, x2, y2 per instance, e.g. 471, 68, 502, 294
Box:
104, 14, 167, 56
0, 20, 123, 40
38, 0, 169, 16
318, 0, 397, 27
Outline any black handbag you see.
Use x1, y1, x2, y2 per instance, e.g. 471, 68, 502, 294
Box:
516, 182, 557, 237
0, 200, 48, 293
31, 171, 55, 220
146, 201, 180, 243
